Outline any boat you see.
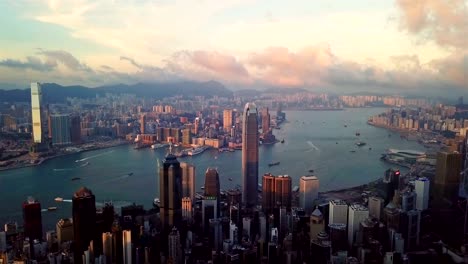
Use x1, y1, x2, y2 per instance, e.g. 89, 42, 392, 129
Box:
128, 173, 133, 176
344, 125, 348, 127
308, 169, 314, 173
355, 132, 360, 136
201, 186, 205, 190
188, 146, 208, 156
336, 142, 338, 144
48, 207, 57, 211
369, 147, 372, 150
54, 197, 63, 202
356, 142, 366, 147
268, 161, 280, 167
71, 177, 81, 181
281, 139, 285, 143
350, 150, 356, 153
229, 178, 233, 181
151, 143, 168, 149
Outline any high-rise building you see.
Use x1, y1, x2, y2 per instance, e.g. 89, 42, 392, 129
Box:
415, 177, 430, 210
72, 187, 96, 264
402, 210, 421, 250
102, 232, 113, 264
70, 114, 81, 144
56, 218, 73, 246
347, 204, 369, 247
223, 109, 233, 132
202, 196, 218, 232
262, 107, 270, 134
122, 230, 132, 264
310, 207, 325, 239
401, 191, 416, 212
140, 114, 146, 134
205, 168, 220, 198
368, 196, 384, 220
435, 151, 462, 200
299, 176, 319, 213
329, 223, 347, 253
182, 197, 192, 221
49, 114, 72, 145
159, 151, 182, 232
383, 169, 401, 202
181, 128, 192, 146
23, 197, 42, 241
168, 227, 182, 264
262, 174, 292, 213
180, 162, 195, 201
31, 82, 45, 143
329, 200, 348, 225
209, 219, 223, 252
242, 103, 259, 209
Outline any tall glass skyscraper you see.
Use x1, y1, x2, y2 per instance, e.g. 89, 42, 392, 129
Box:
180, 162, 196, 201
242, 102, 259, 208
49, 114, 71, 145
30, 82, 44, 143
72, 187, 96, 264
159, 151, 182, 232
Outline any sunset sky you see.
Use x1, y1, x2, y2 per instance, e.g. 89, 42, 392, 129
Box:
0, 0, 466, 93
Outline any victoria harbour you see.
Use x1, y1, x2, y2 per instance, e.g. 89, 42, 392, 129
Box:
0, 108, 425, 230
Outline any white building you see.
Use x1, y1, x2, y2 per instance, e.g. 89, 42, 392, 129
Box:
168, 227, 181, 264
348, 204, 369, 247
415, 177, 430, 210
31, 82, 44, 143
299, 176, 319, 213
329, 200, 348, 225
368, 196, 384, 220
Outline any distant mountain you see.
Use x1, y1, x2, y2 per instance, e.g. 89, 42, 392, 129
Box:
0, 80, 233, 103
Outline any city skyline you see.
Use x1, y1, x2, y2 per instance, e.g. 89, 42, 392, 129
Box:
0, 1, 466, 95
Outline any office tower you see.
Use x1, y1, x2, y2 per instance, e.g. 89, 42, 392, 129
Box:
202, 197, 218, 232
168, 227, 181, 264
205, 168, 220, 199
181, 128, 192, 146
262, 174, 292, 213
227, 189, 242, 207
242, 102, 259, 208
401, 191, 416, 212
159, 151, 182, 232
140, 114, 146, 134
180, 162, 196, 201
31, 82, 45, 143
122, 230, 132, 264
102, 232, 113, 264
414, 178, 430, 211
383, 169, 401, 202
310, 231, 331, 264
435, 151, 462, 200
210, 219, 223, 252
368, 196, 384, 220
329, 200, 348, 225
0, 232, 6, 252
49, 114, 72, 145
23, 197, 42, 241
400, 210, 420, 251
310, 207, 324, 239
223, 109, 234, 132
262, 107, 270, 134
70, 114, 81, 144
56, 218, 73, 246
72, 187, 96, 264
229, 221, 238, 245
182, 197, 193, 221
299, 176, 319, 213
329, 223, 347, 253
171, 128, 181, 143
348, 204, 369, 247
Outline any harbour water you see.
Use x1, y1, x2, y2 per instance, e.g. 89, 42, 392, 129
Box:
0, 108, 426, 230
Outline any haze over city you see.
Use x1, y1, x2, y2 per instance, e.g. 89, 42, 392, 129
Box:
0, 0, 466, 96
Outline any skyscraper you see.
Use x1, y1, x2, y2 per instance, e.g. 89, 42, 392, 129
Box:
102, 232, 113, 264
70, 114, 81, 144
168, 227, 182, 264
242, 103, 259, 208
140, 114, 146, 134
347, 204, 369, 247
435, 151, 462, 200
23, 197, 42, 241
122, 230, 132, 264
72, 187, 96, 264
368, 196, 384, 220
262, 107, 270, 134
329, 200, 348, 225
204, 168, 220, 198
299, 176, 319, 213
180, 162, 195, 201
159, 151, 182, 232
223, 109, 233, 132
262, 173, 292, 213
56, 218, 73, 246
415, 177, 430, 210
31, 82, 44, 143
49, 114, 72, 145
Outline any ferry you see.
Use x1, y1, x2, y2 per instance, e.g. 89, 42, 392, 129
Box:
350, 150, 356, 153
228, 178, 233, 181
128, 172, 134, 176
356, 142, 366, 147
54, 197, 63, 202
355, 132, 361, 136
188, 146, 208, 156
268, 161, 280, 167
151, 143, 168, 149
48, 207, 57, 211
308, 169, 314, 173
201, 186, 205, 190
281, 139, 285, 143
71, 177, 81, 181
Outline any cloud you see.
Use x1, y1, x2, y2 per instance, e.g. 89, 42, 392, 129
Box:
0, 56, 56, 71
396, 0, 468, 49
37, 49, 93, 72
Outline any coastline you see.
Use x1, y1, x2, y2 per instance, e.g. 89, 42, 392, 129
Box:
0, 140, 130, 172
